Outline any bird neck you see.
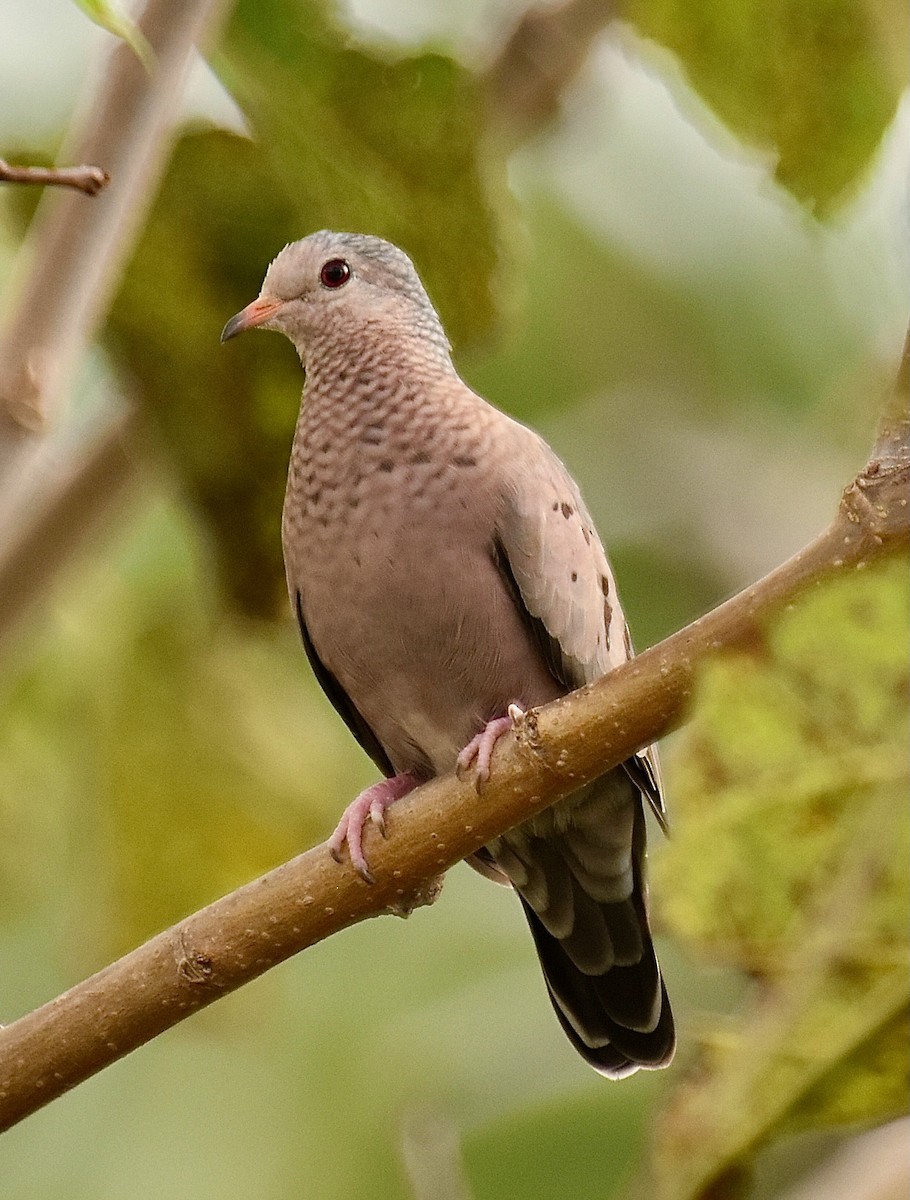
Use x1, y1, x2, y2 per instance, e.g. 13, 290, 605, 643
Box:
301, 318, 456, 415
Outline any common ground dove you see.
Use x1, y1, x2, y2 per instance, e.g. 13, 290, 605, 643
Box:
222, 231, 675, 1077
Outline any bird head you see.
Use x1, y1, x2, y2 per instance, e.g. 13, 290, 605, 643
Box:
220, 231, 451, 363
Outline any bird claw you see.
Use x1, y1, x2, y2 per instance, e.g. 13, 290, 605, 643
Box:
370, 801, 388, 838
327, 772, 418, 881
456, 705, 524, 788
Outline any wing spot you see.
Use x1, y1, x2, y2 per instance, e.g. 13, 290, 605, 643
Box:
452, 454, 477, 468
552, 501, 559, 512
601, 575, 613, 646
571, 571, 578, 582
561, 502, 574, 519
410, 451, 431, 465
582, 526, 592, 545
379, 459, 394, 472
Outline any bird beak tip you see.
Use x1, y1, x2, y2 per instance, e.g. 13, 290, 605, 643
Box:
220, 314, 243, 344
220, 296, 283, 345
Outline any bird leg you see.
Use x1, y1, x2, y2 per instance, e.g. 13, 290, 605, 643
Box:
327, 771, 420, 882
456, 703, 525, 787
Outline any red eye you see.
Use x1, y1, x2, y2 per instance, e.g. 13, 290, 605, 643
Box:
319, 258, 351, 289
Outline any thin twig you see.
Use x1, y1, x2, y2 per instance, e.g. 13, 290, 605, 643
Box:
870, 330, 909, 467
0, 398, 905, 1133
0, 0, 229, 443
0, 159, 110, 195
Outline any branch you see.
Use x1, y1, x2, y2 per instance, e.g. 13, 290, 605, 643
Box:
0, 0, 228, 659
484, 0, 616, 144
0, 159, 110, 195
0, 407, 139, 650
0, 392, 906, 1132
870, 328, 909, 467
0, 0, 229, 445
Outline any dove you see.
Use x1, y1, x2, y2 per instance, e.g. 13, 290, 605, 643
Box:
221, 231, 675, 1077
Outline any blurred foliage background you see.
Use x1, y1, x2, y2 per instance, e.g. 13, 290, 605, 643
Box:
0, 0, 907, 1197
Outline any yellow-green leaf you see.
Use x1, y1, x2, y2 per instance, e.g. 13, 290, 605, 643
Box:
647, 554, 910, 1200
621, 0, 907, 214
72, 0, 153, 70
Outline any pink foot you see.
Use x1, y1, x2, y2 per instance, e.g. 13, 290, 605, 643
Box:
327, 772, 419, 882
456, 705, 524, 786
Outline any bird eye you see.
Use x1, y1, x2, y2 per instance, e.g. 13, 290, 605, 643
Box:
319, 258, 351, 289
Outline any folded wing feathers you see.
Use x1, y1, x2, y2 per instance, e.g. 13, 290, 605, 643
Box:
491, 426, 674, 1075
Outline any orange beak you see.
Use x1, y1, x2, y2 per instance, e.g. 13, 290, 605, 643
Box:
220, 295, 285, 343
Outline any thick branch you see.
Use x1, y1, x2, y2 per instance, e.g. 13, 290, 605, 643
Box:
0, 431, 905, 1133
0, 159, 110, 195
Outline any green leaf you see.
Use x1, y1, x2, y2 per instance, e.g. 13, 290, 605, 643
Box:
647, 554, 910, 1199
72, 0, 153, 70
621, 0, 907, 214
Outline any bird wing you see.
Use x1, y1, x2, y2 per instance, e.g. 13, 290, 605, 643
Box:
294, 590, 394, 779
494, 426, 666, 827
489, 427, 674, 1075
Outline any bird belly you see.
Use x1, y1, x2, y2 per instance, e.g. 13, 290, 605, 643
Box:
295, 507, 561, 777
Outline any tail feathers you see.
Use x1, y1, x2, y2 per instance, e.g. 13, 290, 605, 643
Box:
520, 896, 675, 1077
501, 791, 675, 1078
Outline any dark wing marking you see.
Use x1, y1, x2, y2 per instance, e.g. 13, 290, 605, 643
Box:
494, 430, 620, 690
493, 536, 568, 690
295, 590, 394, 778
494, 428, 668, 829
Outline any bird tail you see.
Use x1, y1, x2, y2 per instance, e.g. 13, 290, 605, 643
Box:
492, 778, 675, 1077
